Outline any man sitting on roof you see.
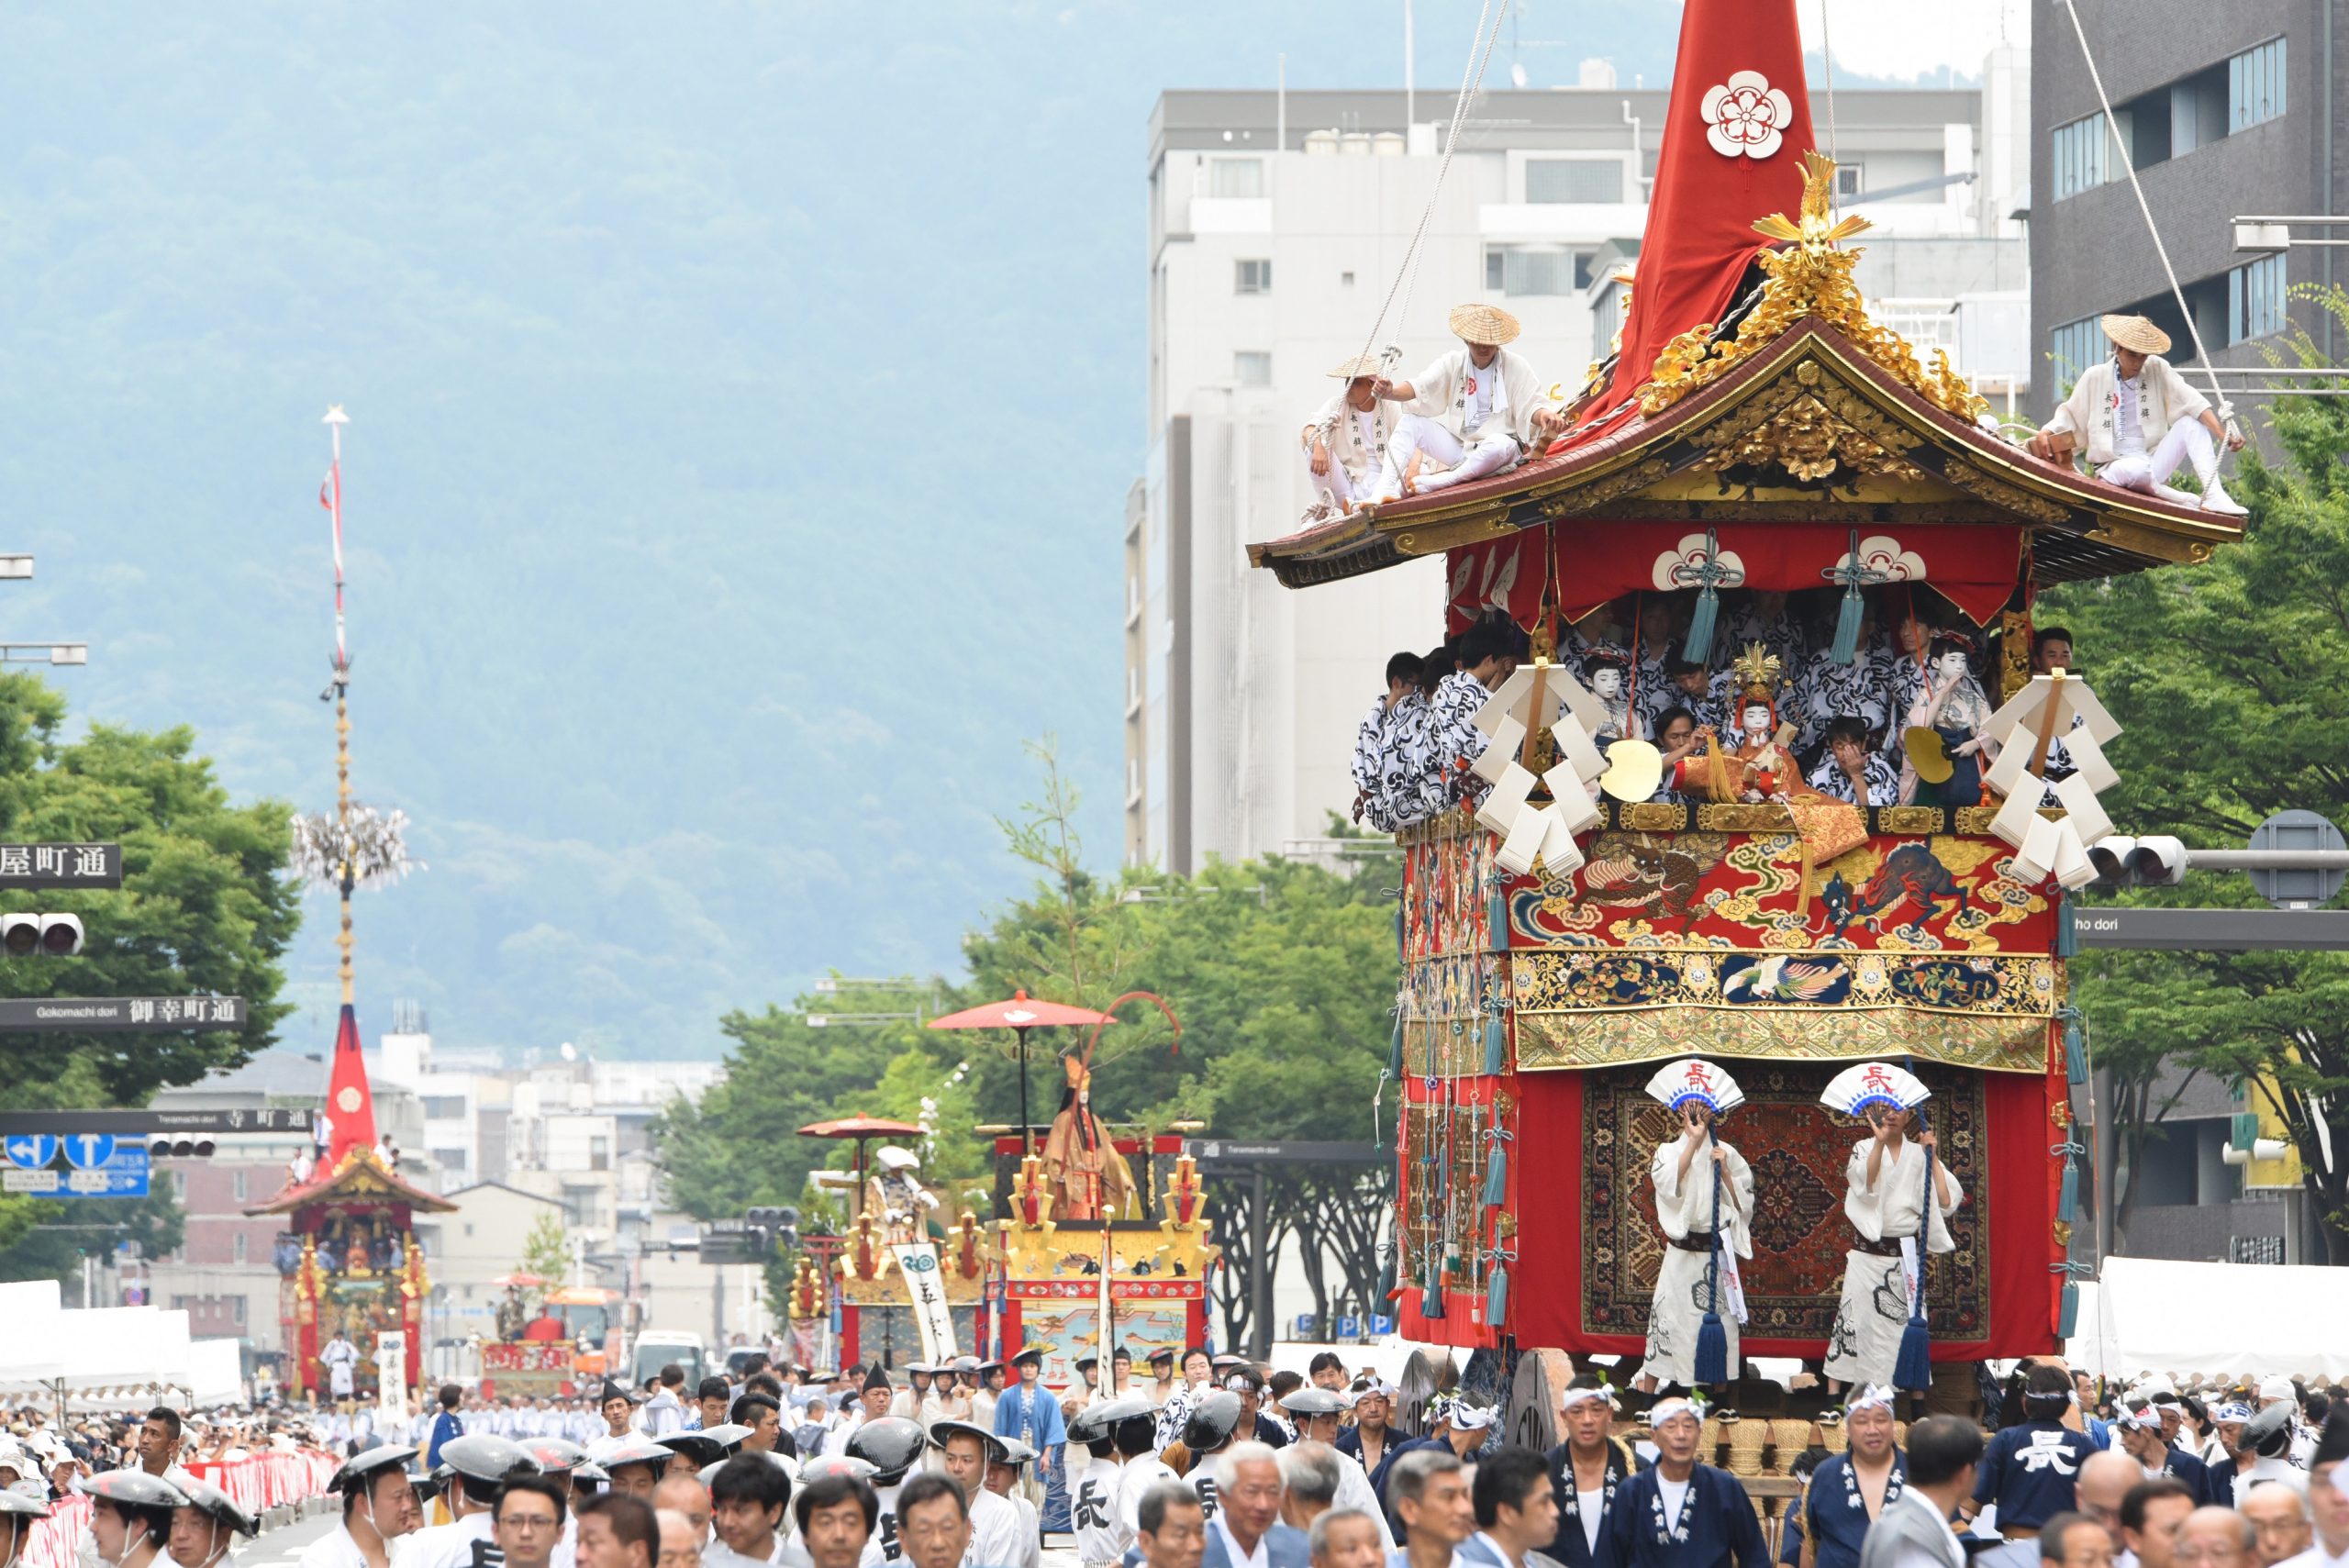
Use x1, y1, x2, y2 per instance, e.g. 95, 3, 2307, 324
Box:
1301, 357, 1400, 521
1370, 305, 1560, 500
2029, 313, 2248, 517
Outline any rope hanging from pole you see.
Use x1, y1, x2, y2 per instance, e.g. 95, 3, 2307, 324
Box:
1347, 1, 1511, 382
2055, 0, 2241, 441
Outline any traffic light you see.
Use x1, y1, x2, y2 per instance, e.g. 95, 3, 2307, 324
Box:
0, 913, 83, 956
2085, 836, 2188, 888
745, 1205, 801, 1255
148, 1138, 217, 1159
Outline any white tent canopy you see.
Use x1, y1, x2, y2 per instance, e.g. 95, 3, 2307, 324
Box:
0, 1280, 66, 1393
184, 1339, 245, 1406
39, 1306, 195, 1407
2065, 1256, 2349, 1381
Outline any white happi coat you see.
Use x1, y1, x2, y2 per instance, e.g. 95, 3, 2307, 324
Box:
1301, 392, 1397, 487
1821, 1137, 1964, 1389
1399, 347, 1548, 449
1642, 1132, 1753, 1385
2042, 355, 2212, 473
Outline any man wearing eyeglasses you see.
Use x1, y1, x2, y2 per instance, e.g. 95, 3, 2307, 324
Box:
494, 1476, 570, 1568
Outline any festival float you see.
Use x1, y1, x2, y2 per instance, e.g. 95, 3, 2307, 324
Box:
1248, 1, 2244, 1390
793, 995, 1214, 1383
249, 407, 447, 1406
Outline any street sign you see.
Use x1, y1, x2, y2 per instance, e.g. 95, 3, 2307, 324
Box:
0, 1106, 312, 1137
1334, 1313, 1362, 1340
2073, 907, 2349, 951
1367, 1313, 1395, 1335
3, 1135, 58, 1170
1182, 1140, 1385, 1164
0, 996, 245, 1032
0, 844, 120, 890
61, 1133, 116, 1170
1292, 1314, 1319, 1339
2246, 811, 2348, 909
0, 1142, 150, 1198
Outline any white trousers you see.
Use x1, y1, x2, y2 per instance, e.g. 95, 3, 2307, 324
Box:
1302, 447, 1374, 509
2099, 418, 2215, 493
1375, 416, 1520, 500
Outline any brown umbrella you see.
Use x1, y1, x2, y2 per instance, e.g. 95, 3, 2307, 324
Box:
798, 1116, 928, 1201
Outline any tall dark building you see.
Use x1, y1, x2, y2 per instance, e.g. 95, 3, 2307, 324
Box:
2031, 0, 2338, 422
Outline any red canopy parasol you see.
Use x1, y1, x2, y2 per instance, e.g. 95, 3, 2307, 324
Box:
796, 1117, 927, 1140
929, 989, 1117, 1155
926, 990, 1115, 1031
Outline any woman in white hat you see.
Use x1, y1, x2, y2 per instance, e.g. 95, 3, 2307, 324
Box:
1300, 356, 1399, 520
2031, 314, 2248, 516
1816, 1063, 1962, 1399
1372, 304, 1556, 500
1636, 1060, 1753, 1407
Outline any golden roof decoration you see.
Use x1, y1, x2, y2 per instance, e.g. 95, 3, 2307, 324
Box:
1639, 150, 1987, 423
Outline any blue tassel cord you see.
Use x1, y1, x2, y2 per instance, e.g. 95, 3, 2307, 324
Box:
1679, 528, 1726, 662
1482, 1003, 1508, 1076
1486, 1263, 1510, 1329
2062, 1009, 2088, 1084
1691, 1137, 1731, 1386
2054, 1140, 2085, 1223
1893, 1136, 1939, 1393
1831, 584, 1865, 665
1482, 1135, 1508, 1209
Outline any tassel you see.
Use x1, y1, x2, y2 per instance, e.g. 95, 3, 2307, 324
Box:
1482, 1141, 1508, 1208
1482, 1007, 1508, 1075
1486, 1263, 1510, 1329
1423, 1261, 1447, 1320
2063, 1010, 2087, 1084
2056, 895, 2079, 958
1683, 585, 1719, 664
1386, 1010, 1406, 1079
2058, 1279, 2081, 1339
2057, 1150, 2080, 1223
1893, 1313, 1932, 1393
1894, 1139, 1937, 1393
1691, 1142, 1729, 1386
1831, 584, 1864, 665
1487, 879, 1511, 951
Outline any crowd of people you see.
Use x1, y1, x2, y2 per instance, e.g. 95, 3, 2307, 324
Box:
10, 1344, 2349, 1568
1350, 594, 2081, 833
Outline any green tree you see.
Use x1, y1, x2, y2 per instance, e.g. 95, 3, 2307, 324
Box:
2049, 286, 2349, 1259
654, 749, 1402, 1334
0, 673, 300, 1272
518, 1209, 569, 1295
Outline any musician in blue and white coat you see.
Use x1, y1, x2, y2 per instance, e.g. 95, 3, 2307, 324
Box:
1544, 1382, 1639, 1568
1606, 1401, 1767, 1568
1798, 1389, 1906, 1568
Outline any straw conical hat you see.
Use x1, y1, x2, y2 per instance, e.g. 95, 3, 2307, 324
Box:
2099, 314, 2171, 355
1447, 303, 1521, 347
1328, 354, 1385, 380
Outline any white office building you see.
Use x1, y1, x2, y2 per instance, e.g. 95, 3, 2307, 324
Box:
1127, 61, 2030, 872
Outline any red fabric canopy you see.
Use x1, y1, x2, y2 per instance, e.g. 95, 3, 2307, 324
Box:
321, 1004, 377, 1170
1575, 0, 1815, 428
797, 1116, 926, 1140
927, 990, 1114, 1031
1449, 523, 2025, 633
1553, 521, 2025, 628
